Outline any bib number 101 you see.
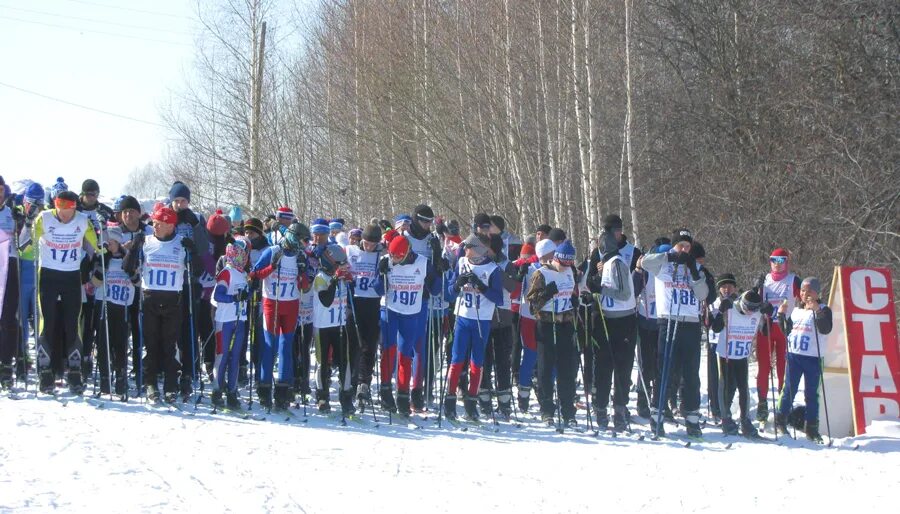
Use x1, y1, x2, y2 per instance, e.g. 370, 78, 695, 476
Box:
147, 269, 178, 287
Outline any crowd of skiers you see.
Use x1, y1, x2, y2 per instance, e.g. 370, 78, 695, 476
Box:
0, 175, 834, 442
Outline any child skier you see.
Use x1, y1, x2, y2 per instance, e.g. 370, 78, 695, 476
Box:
211, 237, 251, 410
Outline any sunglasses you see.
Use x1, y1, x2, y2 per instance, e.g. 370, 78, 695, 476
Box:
770, 256, 787, 264
83, 192, 99, 197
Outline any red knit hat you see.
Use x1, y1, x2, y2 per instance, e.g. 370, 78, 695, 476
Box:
276, 206, 295, 221
770, 248, 789, 258
206, 209, 230, 236
152, 207, 177, 225
388, 235, 410, 260
520, 243, 535, 257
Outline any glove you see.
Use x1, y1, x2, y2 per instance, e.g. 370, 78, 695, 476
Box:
296, 259, 307, 274
235, 289, 250, 302
469, 274, 487, 292
377, 255, 390, 274
25, 203, 40, 221
456, 272, 472, 287
270, 248, 283, 268
542, 281, 559, 300
337, 268, 354, 282
580, 291, 594, 306
181, 237, 196, 253
571, 294, 580, 310
718, 298, 733, 312
11, 206, 25, 224
178, 208, 199, 227
760, 302, 775, 316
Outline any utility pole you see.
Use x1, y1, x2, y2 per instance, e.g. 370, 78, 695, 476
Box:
249, 21, 267, 210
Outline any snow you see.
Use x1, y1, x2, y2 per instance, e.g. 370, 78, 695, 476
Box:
2, 347, 899, 512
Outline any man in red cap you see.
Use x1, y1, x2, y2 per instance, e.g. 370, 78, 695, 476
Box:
124, 207, 196, 403
372, 234, 439, 417
753, 248, 800, 424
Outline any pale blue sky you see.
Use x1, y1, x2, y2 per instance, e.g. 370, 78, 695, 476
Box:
0, 0, 198, 197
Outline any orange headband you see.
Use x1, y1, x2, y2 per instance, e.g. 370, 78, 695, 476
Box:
54, 197, 76, 210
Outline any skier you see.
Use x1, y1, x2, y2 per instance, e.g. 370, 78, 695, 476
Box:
311, 244, 356, 414
775, 277, 833, 443
640, 228, 709, 437
479, 234, 519, 419
241, 217, 268, 385
169, 181, 210, 399
708, 288, 764, 437
211, 237, 251, 410
632, 238, 670, 419
705, 272, 738, 425
585, 230, 637, 431
525, 239, 581, 427
514, 240, 543, 411
444, 234, 503, 420
15, 182, 44, 382
33, 190, 98, 394
114, 195, 153, 377
754, 248, 800, 423
0, 177, 25, 388
267, 206, 296, 246
123, 206, 194, 402
90, 224, 134, 396
346, 225, 384, 408
249, 221, 309, 410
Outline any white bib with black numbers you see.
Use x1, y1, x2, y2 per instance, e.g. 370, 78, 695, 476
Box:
141, 235, 186, 292
786, 305, 826, 358
262, 250, 300, 302
313, 275, 348, 329
538, 266, 576, 314
599, 255, 636, 313
715, 307, 762, 360
38, 211, 90, 272
214, 266, 249, 323
654, 260, 700, 319
763, 273, 797, 312
95, 258, 134, 307
454, 257, 498, 321
518, 262, 540, 320
386, 254, 428, 315
347, 245, 380, 299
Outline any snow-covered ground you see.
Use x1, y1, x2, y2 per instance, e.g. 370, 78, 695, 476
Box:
2, 346, 898, 513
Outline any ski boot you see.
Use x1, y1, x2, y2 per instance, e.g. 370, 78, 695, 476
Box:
339, 390, 355, 416
356, 383, 371, 410
396, 391, 412, 417
756, 401, 769, 423
773, 411, 789, 435
613, 405, 629, 432
257, 384, 273, 410
517, 386, 531, 412
39, 370, 55, 394
443, 395, 458, 420
593, 404, 609, 431
145, 384, 160, 402
211, 390, 225, 407
463, 395, 479, 421
164, 392, 178, 404
636, 391, 651, 419
740, 417, 760, 438
411, 387, 425, 413
497, 390, 513, 421
316, 389, 331, 413
379, 384, 397, 413
540, 411, 555, 427
15, 358, 32, 383
179, 376, 193, 402
805, 421, 824, 443
114, 374, 127, 396
238, 365, 249, 387
0, 364, 14, 390
274, 383, 292, 411
226, 391, 241, 410
649, 408, 666, 437
67, 371, 85, 395
100, 376, 112, 395
721, 417, 739, 436
478, 388, 493, 416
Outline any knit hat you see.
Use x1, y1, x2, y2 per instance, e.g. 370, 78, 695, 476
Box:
520, 243, 535, 257
349, 228, 362, 239
319, 244, 348, 274
168, 181, 191, 202
413, 204, 435, 223
602, 214, 623, 230
535, 239, 557, 259
152, 206, 177, 225
115, 195, 141, 213
389, 235, 411, 260
276, 206, 294, 221
362, 225, 382, 243
536, 224, 552, 235
771, 248, 789, 258
739, 290, 763, 313
311, 222, 329, 235
393, 214, 412, 229
329, 221, 343, 232
547, 228, 566, 243
244, 217, 264, 235
228, 205, 242, 223
463, 233, 489, 256
24, 182, 44, 204
225, 237, 250, 270
554, 240, 576, 264
672, 227, 693, 245
715, 273, 737, 288
473, 213, 491, 230
104, 223, 124, 244
49, 177, 68, 201
801, 277, 821, 295
206, 209, 231, 236
81, 179, 100, 194
489, 215, 506, 232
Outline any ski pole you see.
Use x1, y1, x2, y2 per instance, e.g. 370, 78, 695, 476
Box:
654, 264, 683, 439
186, 252, 198, 400
268, 261, 281, 414
577, 305, 594, 433
635, 270, 653, 416
811, 306, 833, 446
98, 229, 113, 401
247, 289, 256, 410
765, 316, 779, 441
551, 307, 564, 433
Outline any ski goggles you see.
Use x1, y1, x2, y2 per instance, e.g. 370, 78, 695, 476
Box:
770, 256, 787, 264
54, 197, 76, 210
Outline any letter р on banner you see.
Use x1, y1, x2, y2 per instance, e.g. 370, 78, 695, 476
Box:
829, 266, 900, 435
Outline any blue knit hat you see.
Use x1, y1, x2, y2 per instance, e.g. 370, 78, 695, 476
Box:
24, 182, 45, 204
229, 205, 242, 223
49, 177, 68, 202
311, 218, 329, 235
394, 214, 412, 229
168, 181, 191, 202
554, 240, 576, 263
329, 221, 343, 231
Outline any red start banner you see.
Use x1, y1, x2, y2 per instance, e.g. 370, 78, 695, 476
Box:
833, 267, 900, 435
